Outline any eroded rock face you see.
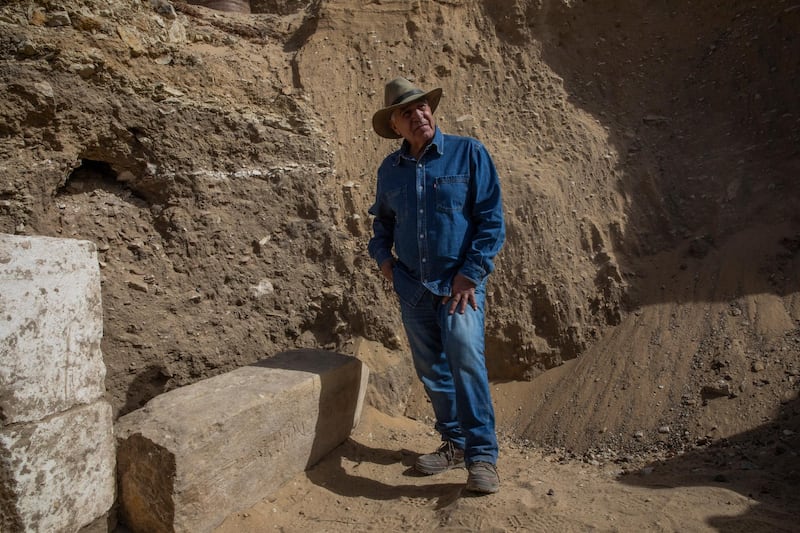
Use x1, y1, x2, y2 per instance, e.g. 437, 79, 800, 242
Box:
0, 0, 624, 421
187, 0, 251, 14
249, 0, 307, 15
185, 0, 309, 15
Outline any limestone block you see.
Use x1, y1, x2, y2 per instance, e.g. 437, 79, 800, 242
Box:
0, 401, 116, 533
0, 234, 106, 424
0, 234, 114, 531
116, 350, 369, 533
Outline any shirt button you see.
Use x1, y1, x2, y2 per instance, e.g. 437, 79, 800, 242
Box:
419, 234, 424, 239
419, 209, 423, 214
422, 258, 427, 263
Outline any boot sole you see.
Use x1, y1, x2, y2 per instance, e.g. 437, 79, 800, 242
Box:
414, 461, 465, 475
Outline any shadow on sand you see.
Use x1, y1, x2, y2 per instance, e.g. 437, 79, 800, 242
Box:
619, 395, 800, 531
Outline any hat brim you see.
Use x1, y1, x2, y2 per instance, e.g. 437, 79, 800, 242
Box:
372, 88, 442, 139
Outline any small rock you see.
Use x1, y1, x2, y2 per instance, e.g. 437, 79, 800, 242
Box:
168, 20, 186, 43
32, 81, 55, 100
702, 381, 731, 399
249, 279, 274, 299
73, 13, 103, 32
17, 39, 38, 57
46, 10, 71, 27
252, 236, 271, 255
117, 26, 146, 57
456, 114, 475, 124
127, 279, 149, 293
151, 0, 178, 19
642, 114, 669, 125
117, 171, 136, 183
162, 85, 184, 97
29, 10, 47, 26
69, 63, 96, 79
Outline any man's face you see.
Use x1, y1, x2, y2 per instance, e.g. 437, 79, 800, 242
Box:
391, 99, 436, 150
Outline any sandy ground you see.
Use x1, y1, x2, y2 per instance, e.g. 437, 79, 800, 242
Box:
214, 405, 799, 532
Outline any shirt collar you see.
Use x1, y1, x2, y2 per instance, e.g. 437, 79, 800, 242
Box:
391, 127, 444, 166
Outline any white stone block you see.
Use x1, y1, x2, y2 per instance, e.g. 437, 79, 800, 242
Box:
0, 401, 116, 532
0, 233, 114, 532
116, 349, 369, 533
0, 234, 106, 424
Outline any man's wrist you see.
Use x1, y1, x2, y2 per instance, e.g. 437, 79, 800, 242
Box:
457, 270, 480, 287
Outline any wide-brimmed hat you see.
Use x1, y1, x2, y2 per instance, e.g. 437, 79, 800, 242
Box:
372, 77, 442, 139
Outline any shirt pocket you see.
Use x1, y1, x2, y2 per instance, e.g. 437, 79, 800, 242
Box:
433, 175, 470, 213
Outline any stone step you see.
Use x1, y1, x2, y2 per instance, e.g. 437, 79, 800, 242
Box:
116, 349, 369, 533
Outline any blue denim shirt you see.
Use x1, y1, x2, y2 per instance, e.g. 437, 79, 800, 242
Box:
368, 127, 505, 306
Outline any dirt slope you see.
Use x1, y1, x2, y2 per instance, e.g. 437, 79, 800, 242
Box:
1, 0, 799, 531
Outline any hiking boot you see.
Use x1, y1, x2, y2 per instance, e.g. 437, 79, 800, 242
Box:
466, 462, 500, 494
415, 441, 465, 475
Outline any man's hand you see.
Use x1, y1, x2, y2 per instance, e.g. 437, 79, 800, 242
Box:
379, 258, 394, 282
443, 273, 476, 315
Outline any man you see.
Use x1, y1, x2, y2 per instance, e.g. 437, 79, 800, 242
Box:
368, 77, 506, 494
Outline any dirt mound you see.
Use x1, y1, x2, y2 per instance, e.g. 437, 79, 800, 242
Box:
1, 0, 799, 530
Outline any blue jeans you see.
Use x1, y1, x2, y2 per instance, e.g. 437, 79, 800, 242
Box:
399, 287, 498, 465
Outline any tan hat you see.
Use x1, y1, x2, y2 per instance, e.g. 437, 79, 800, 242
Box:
372, 77, 442, 139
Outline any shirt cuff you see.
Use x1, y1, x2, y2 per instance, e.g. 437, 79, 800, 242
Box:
373, 249, 394, 270
459, 263, 487, 286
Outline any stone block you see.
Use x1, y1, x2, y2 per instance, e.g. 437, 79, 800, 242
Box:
0, 401, 116, 532
0, 233, 115, 532
116, 349, 369, 533
0, 234, 106, 424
